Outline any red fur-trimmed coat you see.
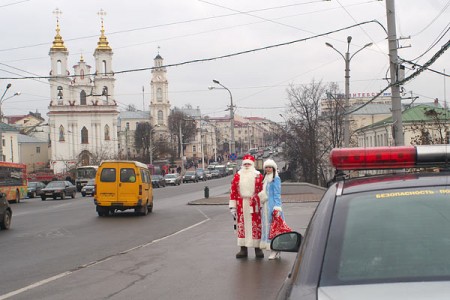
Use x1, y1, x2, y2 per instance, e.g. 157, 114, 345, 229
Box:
229, 170, 264, 247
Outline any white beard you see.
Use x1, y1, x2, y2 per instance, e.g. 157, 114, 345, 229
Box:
239, 167, 256, 198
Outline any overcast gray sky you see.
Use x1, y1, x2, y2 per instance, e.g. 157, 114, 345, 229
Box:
0, 0, 448, 123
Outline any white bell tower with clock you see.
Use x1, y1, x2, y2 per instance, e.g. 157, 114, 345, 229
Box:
150, 52, 171, 135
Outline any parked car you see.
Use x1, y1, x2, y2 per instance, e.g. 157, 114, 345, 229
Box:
164, 173, 181, 186
41, 180, 77, 200
204, 170, 212, 180
152, 174, 166, 188
196, 168, 207, 181
27, 181, 46, 198
81, 179, 95, 197
0, 193, 12, 230
272, 145, 450, 300
183, 171, 198, 183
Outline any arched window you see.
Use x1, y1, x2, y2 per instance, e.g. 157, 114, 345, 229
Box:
80, 90, 87, 105
102, 60, 107, 74
104, 125, 110, 140
157, 111, 163, 125
57, 60, 62, 75
81, 127, 88, 144
157, 88, 162, 102
59, 125, 65, 141
80, 69, 84, 80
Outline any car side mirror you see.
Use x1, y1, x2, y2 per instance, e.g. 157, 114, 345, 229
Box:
270, 232, 302, 252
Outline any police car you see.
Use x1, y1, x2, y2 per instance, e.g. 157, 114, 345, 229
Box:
272, 145, 450, 300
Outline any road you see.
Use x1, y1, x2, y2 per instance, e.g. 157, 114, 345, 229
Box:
0, 176, 317, 300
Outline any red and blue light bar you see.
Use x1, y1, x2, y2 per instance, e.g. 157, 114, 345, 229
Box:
330, 145, 450, 170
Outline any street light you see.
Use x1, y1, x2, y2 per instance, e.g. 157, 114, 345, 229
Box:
209, 79, 235, 156
326, 36, 373, 147
0, 84, 21, 162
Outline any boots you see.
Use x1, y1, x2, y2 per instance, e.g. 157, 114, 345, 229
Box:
255, 248, 264, 259
236, 246, 248, 258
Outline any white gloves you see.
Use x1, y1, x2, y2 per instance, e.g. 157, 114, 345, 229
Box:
230, 208, 237, 218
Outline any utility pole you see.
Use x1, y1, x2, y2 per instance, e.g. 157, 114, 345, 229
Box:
385, 0, 404, 146
179, 120, 184, 174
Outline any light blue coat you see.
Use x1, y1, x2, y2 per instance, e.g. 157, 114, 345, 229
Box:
260, 175, 285, 250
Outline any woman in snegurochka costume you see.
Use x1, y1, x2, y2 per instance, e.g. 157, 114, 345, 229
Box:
258, 159, 285, 260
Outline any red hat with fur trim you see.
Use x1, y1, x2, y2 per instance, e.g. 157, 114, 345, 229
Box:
242, 154, 255, 166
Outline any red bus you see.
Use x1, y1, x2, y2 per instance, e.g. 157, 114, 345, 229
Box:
0, 162, 27, 203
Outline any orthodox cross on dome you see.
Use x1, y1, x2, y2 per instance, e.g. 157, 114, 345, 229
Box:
157, 46, 160, 54
96, 9, 111, 51
51, 7, 67, 51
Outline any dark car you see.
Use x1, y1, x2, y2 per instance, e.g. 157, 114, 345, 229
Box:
183, 170, 199, 183
27, 181, 46, 198
0, 193, 12, 230
41, 180, 77, 200
272, 145, 450, 300
196, 168, 207, 181
81, 179, 95, 197
152, 174, 166, 188
164, 173, 182, 186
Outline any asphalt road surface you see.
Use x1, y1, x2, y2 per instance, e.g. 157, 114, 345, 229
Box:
0, 176, 317, 300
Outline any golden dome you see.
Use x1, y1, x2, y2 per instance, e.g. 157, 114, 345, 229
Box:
50, 19, 67, 51
96, 20, 112, 51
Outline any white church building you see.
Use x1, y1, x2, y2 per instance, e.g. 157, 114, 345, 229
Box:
48, 17, 119, 174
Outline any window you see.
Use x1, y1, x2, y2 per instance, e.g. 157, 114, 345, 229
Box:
100, 168, 116, 182
158, 111, 163, 125
193, 145, 197, 152
102, 60, 107, 74
104, 125, 110, 140
120, 168, 136, 183
157, 88, 162, 102
36, 147, 40, 154
126, 122, 130, 130
80, 69, 84, 80
59, 125, 65, 141
81, 127, 88, 144
80, 90, 87, 105
57, 60, 62, 75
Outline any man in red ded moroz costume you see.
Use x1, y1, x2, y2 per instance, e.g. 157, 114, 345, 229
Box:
229, 154, 264, 259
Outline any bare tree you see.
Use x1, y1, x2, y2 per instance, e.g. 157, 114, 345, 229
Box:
134, 122, 153, 163
167, 110, 197, 158
284, 79, 328, 185
409, 106, 449, 145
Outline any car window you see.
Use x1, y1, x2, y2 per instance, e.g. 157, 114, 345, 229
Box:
120, 168, 136, 183
28, 182, 37, 188
46, 181, 64, 188
320, 186, 450, 286
100, 168, 116, 182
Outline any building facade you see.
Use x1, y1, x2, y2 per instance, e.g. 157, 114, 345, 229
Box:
47, 18, 118, 174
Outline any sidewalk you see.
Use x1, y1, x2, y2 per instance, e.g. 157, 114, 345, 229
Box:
189, 182, 325, 205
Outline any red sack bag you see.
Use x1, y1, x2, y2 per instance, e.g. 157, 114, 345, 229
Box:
269, 211, 292, 240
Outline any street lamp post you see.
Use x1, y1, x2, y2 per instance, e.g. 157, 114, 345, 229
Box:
0, 83, 21, 162
326, 36, 372, 147
209, 80, 235, 156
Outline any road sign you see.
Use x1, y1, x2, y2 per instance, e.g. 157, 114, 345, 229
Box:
230, 153, 237, 161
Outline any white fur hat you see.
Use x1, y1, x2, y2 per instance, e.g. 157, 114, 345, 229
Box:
263, 159, 277, 170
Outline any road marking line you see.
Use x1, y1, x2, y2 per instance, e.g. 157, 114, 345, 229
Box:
0, 217, 210, 299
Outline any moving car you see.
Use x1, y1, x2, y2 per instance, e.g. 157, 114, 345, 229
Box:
0, 193, 12, 230
272, 145, 450, 300
183, 171, 198, 183
152, 174, 166, 188
81, 179, 95, 197
204, 170, 212, 180
210, 169, 221, 178
164, 173, 181, 186
196, 168, 207, 181
27, 181, 46, 198
41, 181, 77, 200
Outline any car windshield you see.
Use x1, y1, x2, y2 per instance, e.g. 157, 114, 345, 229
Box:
186, 171, 195, 175
320, 186, 450, 286
46, 181, 65, 188
86, 179, 95, 185
28, 182, 37, 188
153, 175, 162, 179
165, 174, 176, 178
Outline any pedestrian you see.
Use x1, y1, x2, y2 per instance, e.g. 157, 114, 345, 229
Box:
258, 159, 288, 260
229, 154, 264, 259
